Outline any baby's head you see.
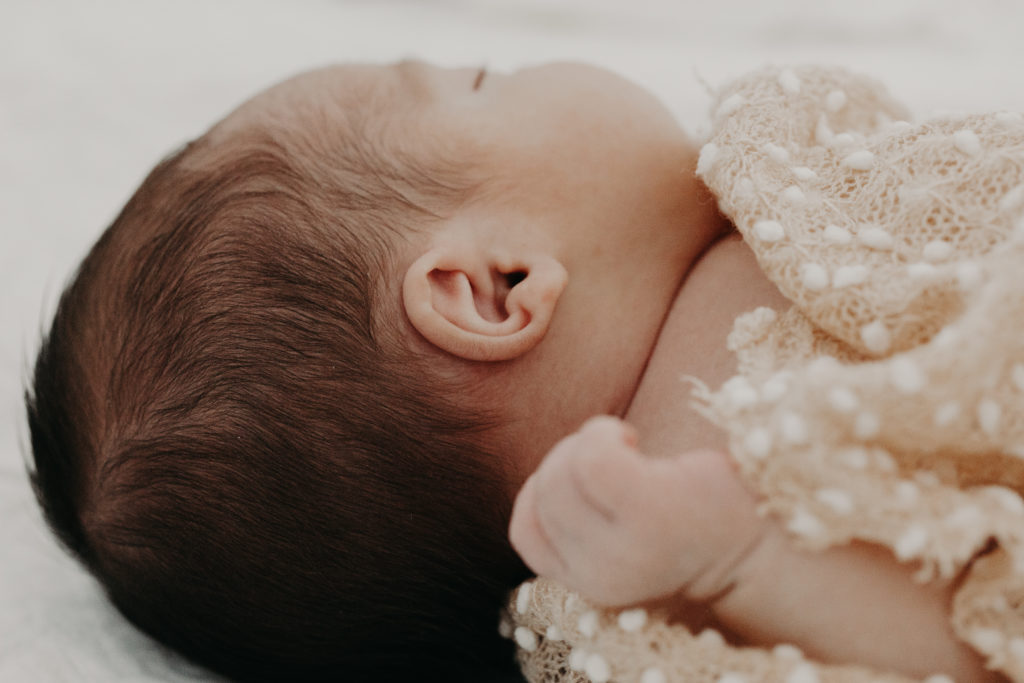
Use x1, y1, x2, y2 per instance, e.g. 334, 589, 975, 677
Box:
26, 62, 720, 681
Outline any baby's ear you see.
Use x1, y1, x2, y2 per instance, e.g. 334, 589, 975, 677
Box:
402, 244, 568, 361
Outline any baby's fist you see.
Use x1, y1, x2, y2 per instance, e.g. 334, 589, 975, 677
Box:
509, 416, 647, 604
509, 416, 764, 607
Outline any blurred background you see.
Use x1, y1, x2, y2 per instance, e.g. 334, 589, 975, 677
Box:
4, 0, 1024, 679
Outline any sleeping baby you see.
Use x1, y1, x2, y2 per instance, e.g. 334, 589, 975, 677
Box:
24, 61, 1023, 683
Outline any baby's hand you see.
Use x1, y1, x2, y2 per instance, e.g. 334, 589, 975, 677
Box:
509, 416, 765, 607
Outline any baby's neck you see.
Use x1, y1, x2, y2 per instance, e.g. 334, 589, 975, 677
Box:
624, 231, 791, 457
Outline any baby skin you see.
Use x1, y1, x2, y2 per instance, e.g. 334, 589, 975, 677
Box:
509, 236, 998, 681
337, 58, 1006, 680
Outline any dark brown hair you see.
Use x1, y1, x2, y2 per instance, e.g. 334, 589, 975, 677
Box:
25, 110, 529, 681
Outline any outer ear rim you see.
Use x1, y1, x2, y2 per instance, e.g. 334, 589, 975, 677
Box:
402, 247, 568, 362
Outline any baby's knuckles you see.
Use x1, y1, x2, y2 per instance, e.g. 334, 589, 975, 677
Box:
567, 417, 647, 513
566, 447, 766, 606
513, 417, 767, 609
556, 420, 734, 606
509, 420, 632, 566
508, 475, 567, 578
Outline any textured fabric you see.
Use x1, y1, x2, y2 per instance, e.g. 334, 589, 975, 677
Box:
506, 66, 1024, 683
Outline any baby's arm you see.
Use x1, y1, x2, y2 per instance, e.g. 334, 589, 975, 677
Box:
509, 416, 998, 681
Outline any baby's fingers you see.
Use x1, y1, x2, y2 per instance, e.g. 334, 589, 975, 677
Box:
508, 473, 568, 578
559, 416, 645, 516
510, 417, 646, 581
537, 418, 646, 521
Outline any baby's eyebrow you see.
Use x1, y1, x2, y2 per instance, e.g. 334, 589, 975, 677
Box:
393, 60, 433, 104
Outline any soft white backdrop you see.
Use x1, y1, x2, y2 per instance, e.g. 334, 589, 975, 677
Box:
4, 1, 1024, 679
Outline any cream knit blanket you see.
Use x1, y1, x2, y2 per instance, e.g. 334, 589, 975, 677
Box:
504, 66, 1024, 683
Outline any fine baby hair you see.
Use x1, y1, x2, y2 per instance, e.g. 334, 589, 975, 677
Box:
26, 69, 530, 682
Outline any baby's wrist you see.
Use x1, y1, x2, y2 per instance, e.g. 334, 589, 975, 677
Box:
684, 520, 774, 605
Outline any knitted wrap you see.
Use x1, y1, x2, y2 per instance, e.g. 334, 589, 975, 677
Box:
504, 66, 1024, 683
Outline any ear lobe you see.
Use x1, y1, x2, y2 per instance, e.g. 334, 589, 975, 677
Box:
402, 246, 568, 361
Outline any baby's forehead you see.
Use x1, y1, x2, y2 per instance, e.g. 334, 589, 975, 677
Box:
256, 65, 385, 107
212, 64, 406, 142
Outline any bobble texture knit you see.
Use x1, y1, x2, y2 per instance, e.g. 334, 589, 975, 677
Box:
506, 66, 1024, 683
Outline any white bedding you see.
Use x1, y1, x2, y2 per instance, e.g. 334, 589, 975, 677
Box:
4, 0, 1024, 679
